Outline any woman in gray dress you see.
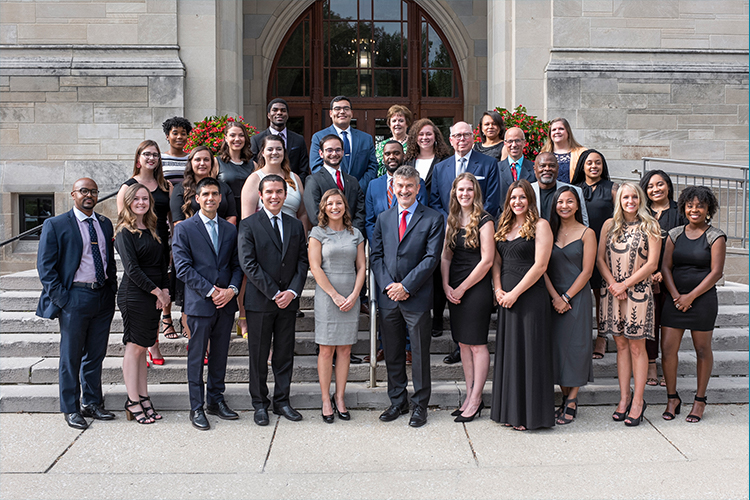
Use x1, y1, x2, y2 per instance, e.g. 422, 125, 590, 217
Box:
543, 187, 596, 424
308, 189, 366, 423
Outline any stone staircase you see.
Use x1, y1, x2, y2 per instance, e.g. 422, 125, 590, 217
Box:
1, 263, 748, 412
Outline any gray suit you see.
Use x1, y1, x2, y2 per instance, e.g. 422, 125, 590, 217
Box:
531, 181, 589, 226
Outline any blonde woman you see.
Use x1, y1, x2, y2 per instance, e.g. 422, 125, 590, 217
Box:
541, 117, 586, 182
115, 184, 170, 423
597, 182, 661, 426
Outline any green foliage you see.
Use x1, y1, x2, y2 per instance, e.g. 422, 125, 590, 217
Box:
473, 105, 550, 161
185, 115, 257, 155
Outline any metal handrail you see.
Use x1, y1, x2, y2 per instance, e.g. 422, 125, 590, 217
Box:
0, 190, 119, 248
369, 270, 378, 388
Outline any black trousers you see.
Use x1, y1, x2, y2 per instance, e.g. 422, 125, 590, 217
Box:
186, 308, 234, 411
246, 309, 296, 410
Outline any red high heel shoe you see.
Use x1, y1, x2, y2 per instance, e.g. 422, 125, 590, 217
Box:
148, 351, 165, 366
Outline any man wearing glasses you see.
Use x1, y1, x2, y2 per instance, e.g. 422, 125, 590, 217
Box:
428, 121, 500, 218
497, 127, 537, 207
309, 96, 379, 194
36, 178, 118, 429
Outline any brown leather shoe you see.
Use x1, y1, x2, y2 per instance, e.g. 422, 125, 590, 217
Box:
405, 351, 412, 365
360, 302, 370, 315
363, 349, 384, 363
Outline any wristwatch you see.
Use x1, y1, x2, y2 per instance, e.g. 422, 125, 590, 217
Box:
229, 285, 239, 296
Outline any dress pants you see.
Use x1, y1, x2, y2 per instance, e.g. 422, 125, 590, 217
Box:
379, 306, 432, 409
58, 286, 115, 413
246, 309, 296, 410
186, 308, 233, 411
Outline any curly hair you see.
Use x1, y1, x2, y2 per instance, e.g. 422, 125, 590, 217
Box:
495, 179, 539, 241
317, 189, 353, 234
132, 140, 169, 193
115, 183, 160, 243
446, 173, 485, 249
609, 182, 662, 241
541, 117, 583, 153
218, 122, 254, 163
255, 134, 296, 191
181, 146, 213, 218
161, 116, 192, 136
404, 118, 452, 162
639, 169, 675, 207
677, 185, 718, 220
571, 149, 611, 185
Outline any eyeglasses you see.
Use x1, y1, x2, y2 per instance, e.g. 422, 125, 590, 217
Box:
505, 139, 524, 144
141, 152, 160, 159
451, 133, 473, 140
324, 148, 344, 154
332, 106, 352, 112
73, 188, 99, 196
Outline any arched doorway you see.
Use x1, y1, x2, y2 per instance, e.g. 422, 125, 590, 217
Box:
268, 0, 464, 145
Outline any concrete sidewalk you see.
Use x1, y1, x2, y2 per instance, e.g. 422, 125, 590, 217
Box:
1, 405, 748, 500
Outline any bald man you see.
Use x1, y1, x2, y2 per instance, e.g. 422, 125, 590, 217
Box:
497, 127, 536, 208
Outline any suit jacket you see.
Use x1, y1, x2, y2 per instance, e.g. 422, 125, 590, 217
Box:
428, 151, 500, 218
364, 174, 426, 243
36, 209, 117, 319
370, 203, 444, 312
497, 157, 536, 208
530, 181, 590, 226
303, 168, 366, 237
310, 125, 378, 194
251, 128, 311, 185
172, 214, 242, 317
238, 210, 309, 313
404, 156, 443, 201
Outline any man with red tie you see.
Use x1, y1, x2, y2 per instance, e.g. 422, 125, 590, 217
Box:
497, 127, 536, 208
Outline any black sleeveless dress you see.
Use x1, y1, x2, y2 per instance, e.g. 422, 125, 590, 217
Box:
447, 213, 494, 345
577, 179, 613, 288
490, 236, 555, 429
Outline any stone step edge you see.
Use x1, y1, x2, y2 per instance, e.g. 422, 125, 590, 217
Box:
1, 377, 747, 413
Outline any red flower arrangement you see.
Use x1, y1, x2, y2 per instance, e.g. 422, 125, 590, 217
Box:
473, 105, 549, 161
184, 115, 258, 155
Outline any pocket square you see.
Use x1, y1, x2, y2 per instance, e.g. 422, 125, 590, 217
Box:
475, 176, 486, 180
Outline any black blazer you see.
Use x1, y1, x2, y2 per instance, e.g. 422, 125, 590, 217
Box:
303, 168, 366, 236
238, 210, 309, 313
404, 156, 444, 201
251, 128, 311, 185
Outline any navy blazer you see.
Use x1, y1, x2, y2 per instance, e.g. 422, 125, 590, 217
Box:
303, 168, 366, 237
310, 125, 378, 194
238, 210, 309, 313
364, 174, 426, 243
370, 203, 444, 312
172, 214, 242, 317
497, 157, 536, 208
36, 209, 117, 319
428, 151, 500, 218
251, 128, 311, 185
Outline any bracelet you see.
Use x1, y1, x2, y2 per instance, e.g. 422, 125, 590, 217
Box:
562, 293, 571, 303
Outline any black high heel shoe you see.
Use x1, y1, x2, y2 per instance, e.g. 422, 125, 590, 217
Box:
321, 395, 334, 423
686, 395, 707, 423
125, 398, 153, 424
662, 392, 681, 420
139, 395, 162, 420
454, 400, 484, 423
612, 389, 633, 422
332, 395, 351, 420
624, 400, 647, 427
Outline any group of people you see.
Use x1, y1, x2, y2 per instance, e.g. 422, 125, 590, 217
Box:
36, 96, 726, 432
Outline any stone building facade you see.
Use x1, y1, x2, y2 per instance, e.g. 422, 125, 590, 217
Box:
1, 0, 748, 273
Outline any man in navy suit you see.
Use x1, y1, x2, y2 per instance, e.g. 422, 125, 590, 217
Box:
371, 165, 444, 428
310, 96, 378, 194
172, 177, 243, 430
498, 127, 536, 208
429, 121, 500, 218
36, 178, 118, 429
250, 98, 311, 185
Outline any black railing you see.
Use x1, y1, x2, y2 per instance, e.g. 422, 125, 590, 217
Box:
0, 190, 118, 248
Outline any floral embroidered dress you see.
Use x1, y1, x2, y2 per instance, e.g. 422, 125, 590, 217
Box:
599, 221, 655, 340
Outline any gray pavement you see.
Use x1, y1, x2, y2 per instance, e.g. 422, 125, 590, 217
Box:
1, 404, 748, 500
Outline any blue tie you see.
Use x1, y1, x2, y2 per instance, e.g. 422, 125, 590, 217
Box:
208, 219, 219, 254
86, 218, 106, 286
341, 130, 351, 172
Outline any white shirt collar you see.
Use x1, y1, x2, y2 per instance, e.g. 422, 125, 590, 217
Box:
333, 124, 351, 136
262, 206, 282, 221
198, 211, 218, 225
455, 149, 473, 163
73, 207, 94, 221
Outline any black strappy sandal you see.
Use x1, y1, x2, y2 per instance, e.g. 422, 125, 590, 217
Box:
125, 398, 153, 424
662, 392, 681, 420
686, 395, 707, 423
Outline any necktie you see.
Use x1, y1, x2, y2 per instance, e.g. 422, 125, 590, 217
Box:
387, 177, 394, 208
86, 218, 106, 286
459, 157, 467, 175
208, 219, 219, 254
511, 161, 518, 181
399, 210, 408, 241
341, 131, 351, 171
273, 215, 282, 244
336, 170, 344, 191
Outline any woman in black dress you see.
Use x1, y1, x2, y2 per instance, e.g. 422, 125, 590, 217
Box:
116, 140, 173, 365
473, 110, 506, 161
571, 149, 618, 360
115, 184, 170, 424
491, 179, 554, 431
441, 173, 495, 422
660, 186, 726, 423
640, 170, 686, 386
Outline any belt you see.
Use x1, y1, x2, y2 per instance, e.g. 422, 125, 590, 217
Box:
72, 282, 104, 290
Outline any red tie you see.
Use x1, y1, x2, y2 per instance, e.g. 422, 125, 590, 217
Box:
511, 162, 518, 181
387, 178, 394, 207
399, 210, 408, 241
336, 170, 344, 191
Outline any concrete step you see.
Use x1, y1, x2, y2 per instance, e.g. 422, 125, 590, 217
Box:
1, 377, 746, 413
5, 350, 746, 385
1, 327, 747, 359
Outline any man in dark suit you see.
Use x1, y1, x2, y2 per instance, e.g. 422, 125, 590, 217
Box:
371, 165, 444, 428
310, 96, 378, 194
250, 98, 311, 184
238, 174, 309, 426
498, 127, 536, 208
429, 121, 500, 218
36, 178, 118, 429
172, 177, 243, 431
